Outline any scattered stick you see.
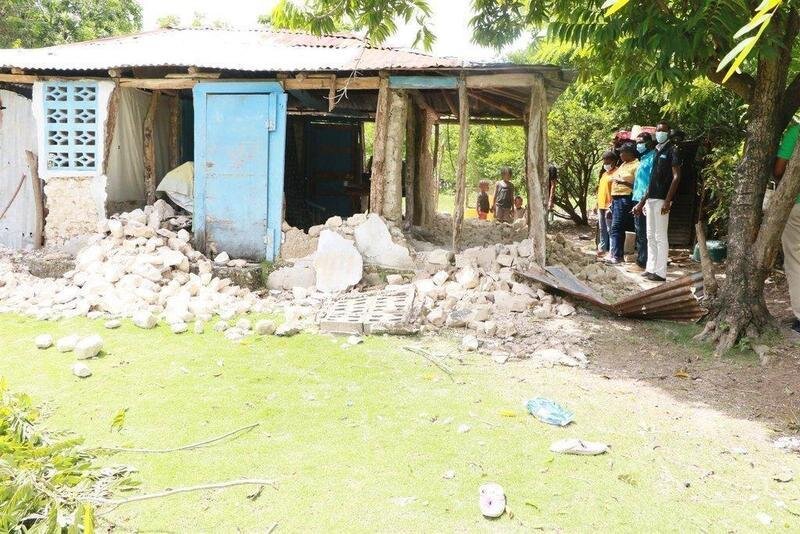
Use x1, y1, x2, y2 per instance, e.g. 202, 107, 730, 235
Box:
266, 521, 279, 534
89, 478, 278, 506
96, 423, 259, 453
404, 346, 454, 381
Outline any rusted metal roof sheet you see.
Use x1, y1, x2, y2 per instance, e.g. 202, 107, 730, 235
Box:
0, 27, 491, 72
516, 266, 706, 322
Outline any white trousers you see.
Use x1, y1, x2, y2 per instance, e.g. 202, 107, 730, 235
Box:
781, 203, 800, 320
644, 199, 669, 278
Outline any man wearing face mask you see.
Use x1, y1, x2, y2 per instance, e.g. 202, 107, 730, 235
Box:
629, 132, 656, 272
608, 143, 639, 264
633, 121, 682, 282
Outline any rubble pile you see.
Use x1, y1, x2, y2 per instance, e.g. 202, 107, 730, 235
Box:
0, 200, 270, 326
546, 234, 637, 299
420, 214, 529, 247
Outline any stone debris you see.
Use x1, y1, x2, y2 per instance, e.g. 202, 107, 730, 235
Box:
71, 362, 92, 378
313, 230, 363, 292
461, 334, 480, 351
104, 319, 121, 329
35, 334, 53, 349
0, 205, 267, 327
193, 320, 205, 334
275, 321, 301, 337
354, 214, 414, 269
213, 320, 229, 332
347, 335, 363, 345
74, 335, 103, 359
254, 319, 276, 335
56, 335, 79, 353
170, 322, 188, 334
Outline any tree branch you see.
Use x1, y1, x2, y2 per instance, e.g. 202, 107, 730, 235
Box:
706, 66, 754, 103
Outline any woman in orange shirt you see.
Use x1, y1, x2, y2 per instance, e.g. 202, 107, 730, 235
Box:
596, 150, 617, 258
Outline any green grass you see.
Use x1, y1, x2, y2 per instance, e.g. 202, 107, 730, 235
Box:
1, 314, 799, 531
438, 192, 455, 214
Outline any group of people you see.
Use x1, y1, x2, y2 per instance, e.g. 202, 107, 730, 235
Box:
476, 164, 558, 223
596, 121, 682, 282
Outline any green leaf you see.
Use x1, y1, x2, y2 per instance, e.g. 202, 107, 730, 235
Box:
110, 408, 128, 432
602, 0, 631, 16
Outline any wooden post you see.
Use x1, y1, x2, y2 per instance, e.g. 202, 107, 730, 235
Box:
404, 94, 417, 227
413, 108, 437, 227
25, 150, 44, 249
369, 76, 390, 215
451, 79, 469, 251
102, 86, 120, 177
525, 76, 547, 266
169, 94, 181, 169
382, 89, 408, 222
143, 90, 160, 205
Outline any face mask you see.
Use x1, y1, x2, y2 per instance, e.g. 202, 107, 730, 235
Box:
655, 131, 669, 143
636, 143, 647, 153
603, 163, 613, 172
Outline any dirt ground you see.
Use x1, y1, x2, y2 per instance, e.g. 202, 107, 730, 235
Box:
550, 219, 800, 435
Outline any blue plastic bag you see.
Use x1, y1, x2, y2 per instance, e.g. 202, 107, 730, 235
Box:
526, 397, 574, 426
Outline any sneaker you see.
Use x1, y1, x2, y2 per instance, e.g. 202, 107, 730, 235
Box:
641, 271, 653, 278
627, 264, 646, 273
606, 258, 622, 265
650, 274, 667, 282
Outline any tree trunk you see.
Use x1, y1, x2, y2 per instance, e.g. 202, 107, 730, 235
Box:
369, 77, 390, 216
698, 53, 790, 354
525, 77, 548, 266
383, 89, 408, 222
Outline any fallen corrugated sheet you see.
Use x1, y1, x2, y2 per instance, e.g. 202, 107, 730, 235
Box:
516, 266, 706, 322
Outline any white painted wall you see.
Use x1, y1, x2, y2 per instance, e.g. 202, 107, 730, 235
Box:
0, 89, 37, 249
31, 80, 115, 225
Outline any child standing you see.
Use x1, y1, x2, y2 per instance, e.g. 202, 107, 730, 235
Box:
476, 180, 491, 220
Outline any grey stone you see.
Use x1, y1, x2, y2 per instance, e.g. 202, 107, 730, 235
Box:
275, 321, 301, 337
35, 334, 53, 349
74, 335, 103, 359
72, 362, 92, 378
56, 335, 80, 353
254, 319, 276, 335
132, 311, 157, 329
104, 319, 121, 329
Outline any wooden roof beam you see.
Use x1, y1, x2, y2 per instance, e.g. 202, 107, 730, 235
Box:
469, 90, 523, 118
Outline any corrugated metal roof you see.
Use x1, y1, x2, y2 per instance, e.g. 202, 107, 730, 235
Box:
0, 27, 478, 72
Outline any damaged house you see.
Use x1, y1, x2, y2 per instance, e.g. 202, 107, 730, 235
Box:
0, 27, 574, 262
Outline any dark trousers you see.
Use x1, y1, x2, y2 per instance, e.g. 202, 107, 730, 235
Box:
634, 212, 648, 268
610, 195, 634, 261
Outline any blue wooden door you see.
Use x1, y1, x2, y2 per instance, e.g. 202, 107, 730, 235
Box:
194, 83, 287, 261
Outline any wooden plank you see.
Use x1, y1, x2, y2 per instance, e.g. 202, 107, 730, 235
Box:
413, 108, 437, 228
0, 73, 37, 83
441, 90, 458, 119
410, 90, 438, 118
143, 90, 160, 205
469, 90, 523, 118
369, 77, 390, 216
120, 78, 196, 90
483, 87, 529, 103
389, 75, 459, 90
405, 94, 416, 227
102, 86, 120, 176
466, 73, 539, 89
328, 75, 337, 112
525, 78, 547, 266
169, 94, 181, 169
451, 79, 469, 251
25, 150, 44, 249
165, 72, 221, 79
284, 76, 380, 90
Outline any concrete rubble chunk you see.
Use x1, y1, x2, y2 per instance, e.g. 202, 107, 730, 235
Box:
171, 322, 188, 334
194, 320, 205, 334
104, 319, 121, 329
432, 271, 449, 287
491, 351, 510, 364
72, 362, 92, 378
275, 321, 301, 337
236, 318, 252, 331
132, 311, 157, 329
426, 307, 445, 326
255, 319, 276, 335
313, 230, 363, 292
224, 327, 247, 341
214, 251, 230, 265
556, 303, 576, 316
74, 335, 103, 359
455, 267, 479, 289
461, 334, 480, 351
353, 214, 415, 269
425, 249, 452, 266
56, 335, 80, 353
386, 274, 404, 285
35, 334, 53, 349
213, 321, 229, 332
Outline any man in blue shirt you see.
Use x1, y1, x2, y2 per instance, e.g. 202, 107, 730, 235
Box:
630, 132, 656, 271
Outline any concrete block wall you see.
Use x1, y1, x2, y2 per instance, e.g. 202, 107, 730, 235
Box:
43, 177, 101, 243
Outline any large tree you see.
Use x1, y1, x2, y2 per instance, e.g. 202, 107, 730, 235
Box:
0, 0, 141, 48
273, 0, 800, 354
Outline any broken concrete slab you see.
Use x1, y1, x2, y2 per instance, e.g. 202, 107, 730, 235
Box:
353, 214, 415, 269
313, 230, 363, 292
